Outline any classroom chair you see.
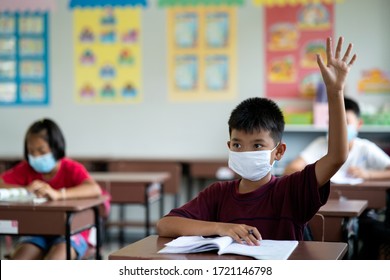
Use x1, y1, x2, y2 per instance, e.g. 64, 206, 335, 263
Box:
306, 213, 325, 242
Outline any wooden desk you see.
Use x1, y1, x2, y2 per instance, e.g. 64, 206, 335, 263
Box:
318, 199, 368, 242
107, 160, 182, 208
91, 172, 170, 240
331, 181, 390, 209
0, 196, 106, 259
318, 199, 368, 259
108, 235, 348, 260
185, 160, 235, 201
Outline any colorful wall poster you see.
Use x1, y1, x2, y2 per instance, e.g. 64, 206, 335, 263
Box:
254, 0, 341, 5
73, 7, 142, 104
0, 12, 49, 106
167, 7, 237, 102
265, 3, 334, 99
358, 69, 390, 94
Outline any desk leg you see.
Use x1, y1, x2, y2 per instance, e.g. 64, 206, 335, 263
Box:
119, 205, 125, 245
145, 185, 150, 236
187, 176, 193, 202
93, 206, 102, 260
199, 178, 206, 194
160, 184, 164, 218
174, 194, 179, 208
65, 212, 72, 260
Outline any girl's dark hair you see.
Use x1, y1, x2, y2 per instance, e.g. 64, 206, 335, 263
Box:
24, 118, 66, 161
228, 97, 285, 144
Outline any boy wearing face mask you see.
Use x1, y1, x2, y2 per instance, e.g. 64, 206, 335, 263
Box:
157, 37, 357, 244
283, 97, 390, 180
0, 118, 109, 260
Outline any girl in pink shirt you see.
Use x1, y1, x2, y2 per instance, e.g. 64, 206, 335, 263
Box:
0, 118, 108, 260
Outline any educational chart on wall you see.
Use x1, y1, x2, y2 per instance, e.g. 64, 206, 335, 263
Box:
358, 69, 390, 94
72, 5, 143, 104
264, 3, 334, 99
166, 7, 237, 102
0, 12, 49, 106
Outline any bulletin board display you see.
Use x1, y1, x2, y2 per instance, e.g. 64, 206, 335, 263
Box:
73, 7, 142, 104
265, 3, 334, 99
167, 7, 237, 102
0, 12, 49, 106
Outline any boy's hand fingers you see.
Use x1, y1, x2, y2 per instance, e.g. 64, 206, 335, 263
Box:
326, 37, 333, 65
242, 227, 261, 246
348, 54, 357, 67
248, 235, 260, 246
232, 233, 243, 244
252, 228, 262, 241
335, 36, 343, 59
316, 54, 327, 78
341, 43, 352, 62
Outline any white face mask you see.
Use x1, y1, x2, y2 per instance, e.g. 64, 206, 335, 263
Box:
228, 144, 278, 182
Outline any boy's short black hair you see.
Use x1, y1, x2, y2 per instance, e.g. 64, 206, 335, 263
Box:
24, 118, 66, 161
344, 96, 360, 117
228, 97, 285, 144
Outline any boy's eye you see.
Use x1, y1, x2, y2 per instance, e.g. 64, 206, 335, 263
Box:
232, 143, 241, 148
254, 144, 263, 149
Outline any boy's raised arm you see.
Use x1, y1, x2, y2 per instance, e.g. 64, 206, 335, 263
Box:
315, 37, 357, 187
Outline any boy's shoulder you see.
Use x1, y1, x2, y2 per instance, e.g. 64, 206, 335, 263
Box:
200, 179, 239, 196
210, 179, 239, 189
278, 163, 317, 183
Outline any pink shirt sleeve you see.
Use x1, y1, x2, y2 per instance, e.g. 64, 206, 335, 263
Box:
1, 161, 36, 186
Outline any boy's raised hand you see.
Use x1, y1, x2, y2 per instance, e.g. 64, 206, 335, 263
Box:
317, 37, 357, 93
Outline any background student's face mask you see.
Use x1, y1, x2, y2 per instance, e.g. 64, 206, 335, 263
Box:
228, 144, 278, 182
346, 124, 358, 142
326, 124, 358, 143
28, 152, 57, 174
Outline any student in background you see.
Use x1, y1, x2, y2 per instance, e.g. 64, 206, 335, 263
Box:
283, 96, 390, 180
157, 37, 357, 244
284, 96, 390, 259
0, 118, 106, 260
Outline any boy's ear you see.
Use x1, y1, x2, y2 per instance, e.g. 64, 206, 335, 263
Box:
227, 141, 231, 149
275, 142, 286, 161
357, 118, 363, 129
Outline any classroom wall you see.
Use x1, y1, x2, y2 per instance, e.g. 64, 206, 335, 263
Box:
1, 0, 389, 166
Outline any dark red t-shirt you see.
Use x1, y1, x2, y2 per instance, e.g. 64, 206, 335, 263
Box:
167, 163, 329, 240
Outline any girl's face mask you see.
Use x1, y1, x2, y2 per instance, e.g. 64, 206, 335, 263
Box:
228, 144, 278, 182
28, 152, 57, 174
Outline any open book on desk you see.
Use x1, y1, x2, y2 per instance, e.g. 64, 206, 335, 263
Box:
158, 236, 298, 260
331, 172, 364, 185
0, 188, 47, 204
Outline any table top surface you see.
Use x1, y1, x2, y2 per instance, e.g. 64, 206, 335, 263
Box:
0, 195, 107, 211
318, 199, 368, 217
91, 172, 171, 183
108, 235, 348, 260
331, 180, 390, 190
